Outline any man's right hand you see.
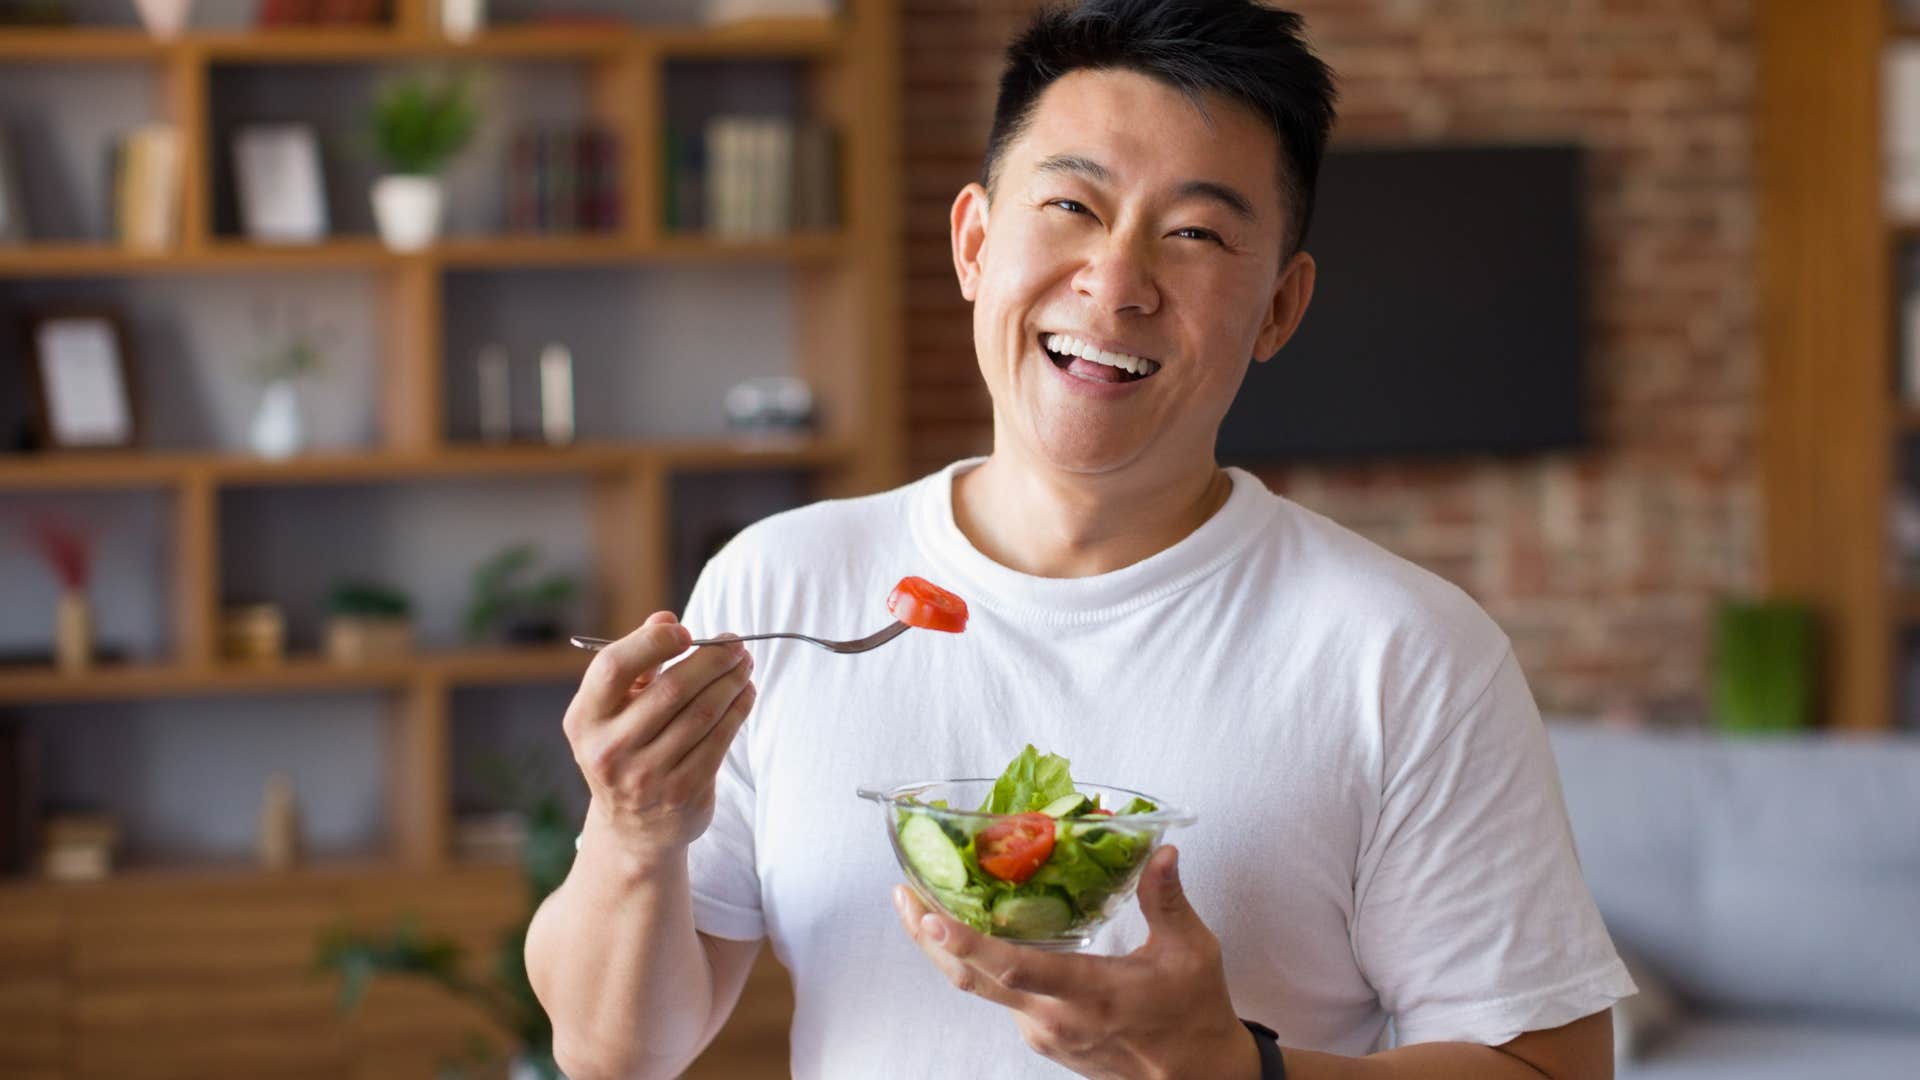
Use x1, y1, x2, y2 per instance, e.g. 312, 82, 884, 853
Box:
562, 611, 758, 864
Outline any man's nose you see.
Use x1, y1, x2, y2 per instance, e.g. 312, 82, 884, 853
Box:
1071, 234, 1160, 316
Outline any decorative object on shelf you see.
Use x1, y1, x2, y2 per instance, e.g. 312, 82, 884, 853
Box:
26, 309, 137, 450
41, 810, 115, 882
0, 126, 25, 245
256, 771, 301, 871
317, 766, 577, 1080
506, 125, 620, 234
477, 344, 511, 444
132, 0, 193, 38
702, 0, 838, 25
233, 124, 329, 245
246, 298, 330, 460
221, 603, 287, 664
32, 520, 93, 674
537, 343, 574, 446
724, 374, 816, 434
324, 580, 414, 665
111, 124, 181, 251
368, 71, 478, 253
440, 0, 485, 41
1711, 598, 1817, 734
465, 543, 577, 645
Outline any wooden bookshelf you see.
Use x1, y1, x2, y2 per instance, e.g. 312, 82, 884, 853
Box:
0, 0, 896, 1072
1758, 0, 1901, 727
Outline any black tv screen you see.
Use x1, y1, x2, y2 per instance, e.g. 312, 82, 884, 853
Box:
1216, 144, 1586, 463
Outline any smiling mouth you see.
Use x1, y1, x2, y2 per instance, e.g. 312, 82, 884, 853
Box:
1041, 332, 1162, 384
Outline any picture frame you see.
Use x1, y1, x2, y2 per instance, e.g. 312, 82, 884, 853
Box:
24, 310, 138, 450
233, 123, 329, 244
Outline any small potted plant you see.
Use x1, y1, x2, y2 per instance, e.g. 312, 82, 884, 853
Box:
325, 580, 414, 665
464, 543, 577, 645
367, 71, 477, 252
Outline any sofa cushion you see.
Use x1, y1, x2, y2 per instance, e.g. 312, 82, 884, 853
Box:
1548, 723, 1920, 1024
1617, 1016, 1920, 1080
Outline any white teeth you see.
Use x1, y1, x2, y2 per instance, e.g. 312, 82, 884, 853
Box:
1043, 333, 1160, 377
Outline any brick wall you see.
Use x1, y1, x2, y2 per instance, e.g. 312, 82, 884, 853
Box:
900, 0, 1757, 718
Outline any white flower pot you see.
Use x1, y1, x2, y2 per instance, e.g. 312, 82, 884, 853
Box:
371, 175, 445, 253
249, 378, 304, 460
133, 0, 193, 38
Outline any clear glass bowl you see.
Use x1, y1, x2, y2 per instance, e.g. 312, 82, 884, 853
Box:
857, 779, 1196, 951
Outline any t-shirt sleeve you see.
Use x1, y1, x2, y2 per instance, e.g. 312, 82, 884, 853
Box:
681, 546, 767, 942
1352, 648, 1635, 1047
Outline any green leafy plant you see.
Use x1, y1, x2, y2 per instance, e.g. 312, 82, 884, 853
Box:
327, 581, 411, 619
1711, 598, 1817, 733
315, 755, 577, 1079
465, 543, 577, 644
250, 297, 333, 384
369, 72, 478, 176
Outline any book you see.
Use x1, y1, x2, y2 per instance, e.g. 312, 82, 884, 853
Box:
791, 120, 840, 231
115, 125, 181, 252
0, 126, 24, 244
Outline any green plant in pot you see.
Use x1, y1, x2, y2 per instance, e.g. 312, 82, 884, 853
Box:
315, 762, 578, 1079
367, 70, 477, 252
1711, 598, 1818, 733
325, 580, 414, 665
465, 543, 578, 645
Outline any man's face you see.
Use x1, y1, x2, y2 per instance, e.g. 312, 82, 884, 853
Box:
952, 68, 1315, 480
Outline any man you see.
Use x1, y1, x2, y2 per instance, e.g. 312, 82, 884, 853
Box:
526, 1, 1634, 1077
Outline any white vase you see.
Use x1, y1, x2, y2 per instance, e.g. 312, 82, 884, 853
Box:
133, 0, 193, 38
441, 0, 487, 40
249, 379, 304, 460
371, 175, 445, 253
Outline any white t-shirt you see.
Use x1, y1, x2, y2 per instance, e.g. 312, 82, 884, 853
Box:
681, 459, 1633, 1078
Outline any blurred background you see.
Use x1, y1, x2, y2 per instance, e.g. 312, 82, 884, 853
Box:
0, 0, 1914, 1077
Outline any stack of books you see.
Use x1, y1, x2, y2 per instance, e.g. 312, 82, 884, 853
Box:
664, 116, 838, 236
257, 0, 389, 25
111, 125, 181, 252
506, 126, 622, 234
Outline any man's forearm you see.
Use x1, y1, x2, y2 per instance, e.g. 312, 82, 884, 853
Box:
1275, 1043, 1554, 1080
525, 808, 716, 1080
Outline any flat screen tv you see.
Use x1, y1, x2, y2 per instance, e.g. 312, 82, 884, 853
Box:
1216, 143, 1586, 463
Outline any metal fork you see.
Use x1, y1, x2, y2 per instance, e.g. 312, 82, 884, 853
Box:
569, 620, 912, 656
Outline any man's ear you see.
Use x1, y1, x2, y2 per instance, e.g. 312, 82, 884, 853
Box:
951, 182, 990, 302
1251, 250, 1316, 363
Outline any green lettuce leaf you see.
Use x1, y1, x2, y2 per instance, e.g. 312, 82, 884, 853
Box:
981, 744, 1076, 814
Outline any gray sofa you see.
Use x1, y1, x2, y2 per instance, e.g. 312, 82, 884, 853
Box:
1546, 722, 1920, 1079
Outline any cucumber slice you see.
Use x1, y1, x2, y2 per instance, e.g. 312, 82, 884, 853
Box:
899, 813, 968, 890
1039, 793, 1092, 818
990, 892, 1074, 938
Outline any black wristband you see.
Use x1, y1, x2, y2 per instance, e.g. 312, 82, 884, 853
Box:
1241, 1019, 1287, 1080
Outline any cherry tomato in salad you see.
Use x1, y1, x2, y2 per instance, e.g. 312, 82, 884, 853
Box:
976, 812, 1055, 883
887, 576, 969, 633
1087, 807, 1114, 816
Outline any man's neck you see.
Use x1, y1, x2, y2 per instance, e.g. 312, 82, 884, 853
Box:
951, 452, 1233, 579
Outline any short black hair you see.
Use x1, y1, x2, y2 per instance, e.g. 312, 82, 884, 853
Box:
983, 0, 1339, 254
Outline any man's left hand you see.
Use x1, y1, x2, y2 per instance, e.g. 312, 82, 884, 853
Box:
893, 845, 1259, 1080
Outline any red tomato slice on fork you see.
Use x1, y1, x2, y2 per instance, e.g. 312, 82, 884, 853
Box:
887, 576, 969, 633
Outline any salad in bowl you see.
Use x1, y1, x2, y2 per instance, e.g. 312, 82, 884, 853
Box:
859, 746, 1195, 950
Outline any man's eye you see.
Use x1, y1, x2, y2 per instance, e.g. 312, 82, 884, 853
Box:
1174, 227, 1225, 245
1047, 199, 1091, 215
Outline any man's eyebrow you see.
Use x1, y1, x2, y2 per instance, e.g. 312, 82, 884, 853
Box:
1032, 154, 1257, 222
